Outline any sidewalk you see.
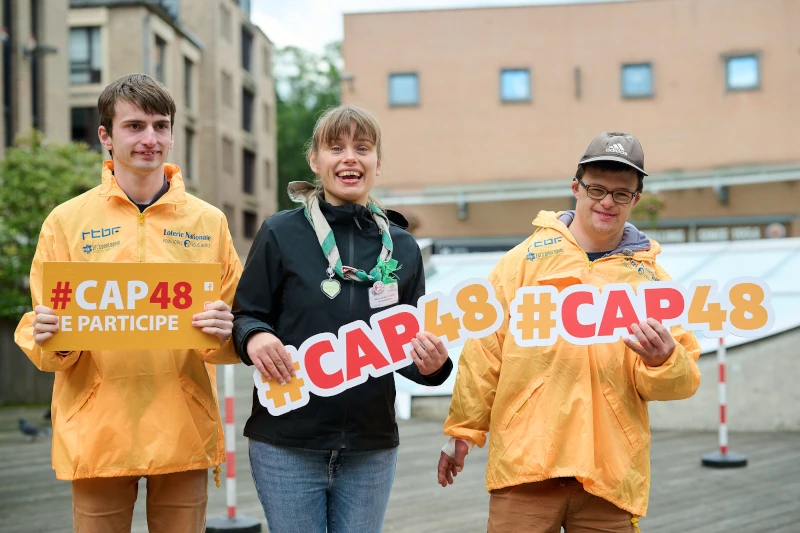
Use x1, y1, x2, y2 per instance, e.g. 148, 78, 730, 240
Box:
1, 366, 798, 532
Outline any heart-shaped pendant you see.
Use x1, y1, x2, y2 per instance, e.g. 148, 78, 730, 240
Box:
320, 278, 341, 299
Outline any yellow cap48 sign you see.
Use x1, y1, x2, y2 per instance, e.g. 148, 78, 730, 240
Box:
42, 262, 221, 351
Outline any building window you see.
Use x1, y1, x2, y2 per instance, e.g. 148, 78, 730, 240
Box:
243, 210, 257, 239
621, 63, 653, 98
221, 71, 233, 107
223, 204, 236, 237
241, 27, 253, 72
184, 127, 195, 181
69, 27, 101, 84
243, 148, 255, 194
184, 57, 193, 108
263, 103, 270, 132
222, 137, 234, 174
500, 69, 531, 102
154, 36, 167, 83
242, 87, 254, 132
71, 107, 101, 151
726, 55, 760, 91
388, 73, 419, 107
220, 5, 232, 41
265, 159, 272, 188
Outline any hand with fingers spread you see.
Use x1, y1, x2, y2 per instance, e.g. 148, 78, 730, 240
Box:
622, 317, 676, 367
437, 438, 470, 487
246, 331, 296, 384
192, 300, 234, 343
33, 305, 60, 347
409, 331, 449, 376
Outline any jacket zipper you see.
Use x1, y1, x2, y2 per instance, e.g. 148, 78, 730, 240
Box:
138, 213, 145, 262
340, 222, 356, 449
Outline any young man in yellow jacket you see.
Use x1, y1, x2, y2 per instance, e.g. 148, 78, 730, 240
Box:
14, 74, 242, 533
437, 132, 702, 532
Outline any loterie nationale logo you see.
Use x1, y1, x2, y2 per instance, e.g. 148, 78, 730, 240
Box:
162, 228, 213, 249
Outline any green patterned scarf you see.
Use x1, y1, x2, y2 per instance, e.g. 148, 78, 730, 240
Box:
288, 181, 399, 283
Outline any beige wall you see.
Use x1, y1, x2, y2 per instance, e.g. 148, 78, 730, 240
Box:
0, 0, 69, 156
343, 0, 800, 240
344, 0, 800, 187
39, 0, 69, 145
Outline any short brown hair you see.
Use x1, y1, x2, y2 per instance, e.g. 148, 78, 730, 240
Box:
306, 104, 382, 162
98, 74, 176, 137
305, 105, 384, 206
575, 160, 644, 192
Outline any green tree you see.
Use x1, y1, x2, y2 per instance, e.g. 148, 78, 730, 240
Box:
0, 131, 104, 319
275, 42, 341, 211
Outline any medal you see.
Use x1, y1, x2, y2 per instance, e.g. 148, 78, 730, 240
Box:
320, 266, 341, 299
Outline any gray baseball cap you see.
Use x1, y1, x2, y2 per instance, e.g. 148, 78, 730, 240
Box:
578, 132, 648, 176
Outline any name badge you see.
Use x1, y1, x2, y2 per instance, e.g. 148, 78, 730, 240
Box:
368, 281, 399, 309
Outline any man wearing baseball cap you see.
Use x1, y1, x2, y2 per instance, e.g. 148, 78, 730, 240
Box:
437, 132, 701, 532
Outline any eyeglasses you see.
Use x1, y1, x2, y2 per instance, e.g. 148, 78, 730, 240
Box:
575, 177, 639, 205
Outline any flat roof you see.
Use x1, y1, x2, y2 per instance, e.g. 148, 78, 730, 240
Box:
344, 0, 642, 18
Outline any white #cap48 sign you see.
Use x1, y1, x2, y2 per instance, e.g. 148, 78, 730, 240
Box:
254, 277, 774, 416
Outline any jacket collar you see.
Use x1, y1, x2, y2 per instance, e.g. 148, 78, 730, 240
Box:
316, 196, 409, 230
99, 160, 187, 207
318, 196, 377, 229
532, 210, 658, 259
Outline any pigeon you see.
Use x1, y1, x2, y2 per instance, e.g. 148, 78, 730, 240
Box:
43, 408, 51, 421
18, 418, 47, 442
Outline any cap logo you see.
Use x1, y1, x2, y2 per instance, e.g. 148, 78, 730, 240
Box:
606, 143, 628, 156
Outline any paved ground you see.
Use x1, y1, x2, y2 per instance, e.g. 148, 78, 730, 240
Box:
1, 366, 799, 533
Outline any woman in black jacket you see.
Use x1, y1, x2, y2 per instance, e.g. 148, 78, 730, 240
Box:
232, 104, 452, 533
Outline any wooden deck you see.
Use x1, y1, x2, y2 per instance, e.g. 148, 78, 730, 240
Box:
1, 368, 799, 533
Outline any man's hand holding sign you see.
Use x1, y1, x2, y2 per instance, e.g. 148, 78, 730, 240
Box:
623, 317, 676, 367
192, 300, 235, 344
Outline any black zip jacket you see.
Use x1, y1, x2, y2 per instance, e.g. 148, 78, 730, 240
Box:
232, 199, 453, 450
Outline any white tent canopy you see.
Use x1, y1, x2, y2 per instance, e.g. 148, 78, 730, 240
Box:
394, 237, 800, 418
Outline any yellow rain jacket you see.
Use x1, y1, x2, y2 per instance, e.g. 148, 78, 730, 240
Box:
15, 162, 242, 480
444, 211, 701, 517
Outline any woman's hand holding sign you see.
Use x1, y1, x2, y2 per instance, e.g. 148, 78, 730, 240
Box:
247, 331, 296, 384
622, 317, 676, 367
409, 331, 449, 375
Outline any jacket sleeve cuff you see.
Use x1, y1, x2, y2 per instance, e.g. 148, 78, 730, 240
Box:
234, 322, 277, 366
421, 357, 453, 386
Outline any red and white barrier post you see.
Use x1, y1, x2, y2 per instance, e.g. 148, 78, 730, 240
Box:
207, 365, 262, 532
225, 365, 238, 519
702, 337, 747, 468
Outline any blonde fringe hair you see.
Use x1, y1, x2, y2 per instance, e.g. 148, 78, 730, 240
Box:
305, 105, 384, 208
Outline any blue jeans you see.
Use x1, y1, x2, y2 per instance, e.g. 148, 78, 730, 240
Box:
248, 440, 399, 533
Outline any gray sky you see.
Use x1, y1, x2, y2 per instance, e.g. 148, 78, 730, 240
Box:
251, 0, 633, 53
